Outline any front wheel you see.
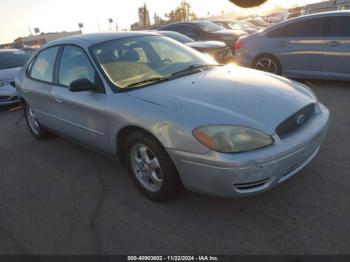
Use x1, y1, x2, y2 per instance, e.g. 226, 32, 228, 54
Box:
253, 55, 282, 75
23, 102, 50, 140
124, 132, 182, 201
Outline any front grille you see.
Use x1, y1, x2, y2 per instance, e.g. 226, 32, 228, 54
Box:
0, 96, 10, 102
276, 104, 315, 138
9, 96, 19, 101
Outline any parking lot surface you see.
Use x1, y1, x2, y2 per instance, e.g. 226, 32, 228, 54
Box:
0, 80, 349, 255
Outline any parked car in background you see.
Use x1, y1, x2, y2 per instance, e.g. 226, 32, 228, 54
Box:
304, 0, 350, 15
246, 17, 270, 27
235, 11, 350, 81
15, 32, 329, 200
0, 49, 30, 106
212, 20, 261, 35
158, 31, 233, 63
158, 21, 247, 54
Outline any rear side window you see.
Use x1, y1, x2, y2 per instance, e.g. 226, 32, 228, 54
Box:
266, 18, 324, 38
324, 16, 350, 37
30, 47, 59, 83
58, 46, 96, 86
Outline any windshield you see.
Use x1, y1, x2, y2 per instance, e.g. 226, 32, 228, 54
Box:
194, 21, 222, 32
92, 35, 217, 89
0, 51, 30, 70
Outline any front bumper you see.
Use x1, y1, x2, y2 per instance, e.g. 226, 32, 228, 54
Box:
0, 85, 19, 106
168, 104, 329, 198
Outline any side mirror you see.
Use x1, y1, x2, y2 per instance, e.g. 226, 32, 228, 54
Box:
69, 78, 95, 92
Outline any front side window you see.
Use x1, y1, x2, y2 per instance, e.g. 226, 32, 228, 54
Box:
194, 21, 222, 32
92, 35, 213, 89
58, 46, 95, 86
30, 46, 59, 83
0, 50, 30, 70
266, 18, 324, 38
181, 25, 199, 36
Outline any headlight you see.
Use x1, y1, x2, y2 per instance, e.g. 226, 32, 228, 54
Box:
0, 80, 9, 87
193, 125, 274, 153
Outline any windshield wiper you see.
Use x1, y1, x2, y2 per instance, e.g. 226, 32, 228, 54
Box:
170, 64, 223, 78
123, 76, 170, 89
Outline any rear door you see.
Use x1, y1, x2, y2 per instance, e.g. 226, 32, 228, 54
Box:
322, 15, 350, 80
266, 17, 325, 76
25, 46, 60, 128
50, 45, 109, 151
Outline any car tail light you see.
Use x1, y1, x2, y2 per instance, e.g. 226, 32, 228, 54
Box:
234, 41, 243, 50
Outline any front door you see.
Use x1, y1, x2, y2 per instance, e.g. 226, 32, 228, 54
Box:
322, 15, 350, 80
268, 17, 325, 76
50, 45, 108, 152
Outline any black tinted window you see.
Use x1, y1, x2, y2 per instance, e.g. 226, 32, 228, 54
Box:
324, 16, 350, 37
59, 46, 95, 86
30, 47, 59, 83
162, 24, 182, 33
0, 51, 30, 70
182, 25, 198, 36
267, 18, 324, 38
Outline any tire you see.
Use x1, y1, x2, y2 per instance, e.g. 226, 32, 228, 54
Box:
253, 55, 282, 75
23, 101, 50, 140
123, 131, 182, 201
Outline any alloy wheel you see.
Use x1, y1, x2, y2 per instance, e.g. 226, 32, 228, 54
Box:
255, 58, 279, 74
25, 105, 40, 135
130, 143, 163, 192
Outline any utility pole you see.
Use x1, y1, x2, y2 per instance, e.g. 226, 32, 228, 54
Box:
108, 18, 114, 32
143, 4, 147, 30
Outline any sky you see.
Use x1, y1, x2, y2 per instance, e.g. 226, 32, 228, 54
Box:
0, 0, 321, 44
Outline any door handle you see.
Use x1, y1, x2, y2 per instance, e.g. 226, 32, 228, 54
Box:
327, 41, 340, 46
53, 93, 64, 103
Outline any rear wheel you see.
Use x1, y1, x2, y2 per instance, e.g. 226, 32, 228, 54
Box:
124, 132, 182, 201
23, 102, 50, 140
253, 55, 282, 75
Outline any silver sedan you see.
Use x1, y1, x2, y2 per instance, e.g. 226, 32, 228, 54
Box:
15, 32, 329, 200
0, 49, 30, 106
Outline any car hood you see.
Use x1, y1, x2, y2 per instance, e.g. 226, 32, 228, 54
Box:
127, 65, 316, 134
0, 67, 21, 82
186, 41, 226, 50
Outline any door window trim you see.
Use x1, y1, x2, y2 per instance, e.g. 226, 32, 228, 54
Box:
26, 45, 61, 85
265, 17, 326, 38
55, 44, 106, 93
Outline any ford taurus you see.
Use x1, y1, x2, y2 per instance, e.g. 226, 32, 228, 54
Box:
15, 32, 329, 200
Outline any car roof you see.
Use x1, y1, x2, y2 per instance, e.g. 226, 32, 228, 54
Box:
264, 10, 350, 33
43, 31, 160, 49
160, 20, 212, 27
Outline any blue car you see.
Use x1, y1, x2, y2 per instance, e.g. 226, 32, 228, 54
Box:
235, 11, 350, 81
